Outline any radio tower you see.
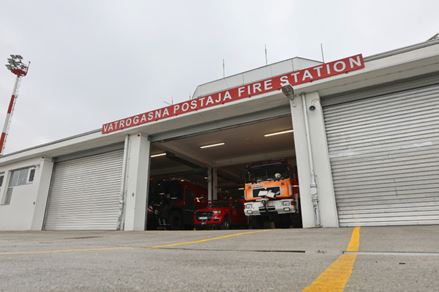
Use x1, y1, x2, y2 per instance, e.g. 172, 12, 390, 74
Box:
1, 55, 30, 155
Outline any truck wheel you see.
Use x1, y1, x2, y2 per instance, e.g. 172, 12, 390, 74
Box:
221, 217, 231, 230
275, 214, 291, 228
248, 216, 263, 229
291, 213, 302, 228
183, 211, 194, 230
168, 211, 183, 230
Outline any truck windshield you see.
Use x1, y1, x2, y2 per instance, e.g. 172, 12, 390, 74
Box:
247, 162, 289, 182
150, 181, 183, 200
210, 201, 230, 208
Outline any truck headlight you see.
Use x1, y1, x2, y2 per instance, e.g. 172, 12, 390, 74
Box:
245, 204, 252, 209
282, 201, 290, 206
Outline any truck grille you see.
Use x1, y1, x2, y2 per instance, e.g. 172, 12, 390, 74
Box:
196, 211, 213, 220
252, 187, 281, 198
259, 206, 276, 213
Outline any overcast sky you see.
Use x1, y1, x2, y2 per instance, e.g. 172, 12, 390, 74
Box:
0, 0, 438, 153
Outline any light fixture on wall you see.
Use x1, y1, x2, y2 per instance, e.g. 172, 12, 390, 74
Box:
200, 142, 225, 149
264, 129, 294, 137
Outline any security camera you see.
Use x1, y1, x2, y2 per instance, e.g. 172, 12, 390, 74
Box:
281, 84, 294, 98
309, 105, 316, 111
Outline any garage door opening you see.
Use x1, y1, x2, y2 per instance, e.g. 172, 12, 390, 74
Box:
147, 114, 302, 230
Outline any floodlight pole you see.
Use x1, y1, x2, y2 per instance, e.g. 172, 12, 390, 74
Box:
0, 55, 29, 155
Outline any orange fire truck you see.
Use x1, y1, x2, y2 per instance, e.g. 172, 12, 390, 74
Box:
243, 160, 301, 228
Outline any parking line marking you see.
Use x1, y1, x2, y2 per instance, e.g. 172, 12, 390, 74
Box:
0, 246, 134, 256
303, 227, 361, 292
0, 230, 269, 256
144, 230, 270, 249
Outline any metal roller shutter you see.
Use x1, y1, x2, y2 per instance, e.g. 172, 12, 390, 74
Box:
44, 149, 124, 230
324, 83, 439, 226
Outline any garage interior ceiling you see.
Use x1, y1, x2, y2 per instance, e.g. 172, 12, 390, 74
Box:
150, 115, 295, 177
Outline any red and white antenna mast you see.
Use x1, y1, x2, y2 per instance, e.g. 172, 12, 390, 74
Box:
1, 55, 30, 155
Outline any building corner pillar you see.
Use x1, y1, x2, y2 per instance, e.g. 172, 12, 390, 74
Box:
290, 91, 339, 228
31, 158, 54, 230
123, 133, 150, 231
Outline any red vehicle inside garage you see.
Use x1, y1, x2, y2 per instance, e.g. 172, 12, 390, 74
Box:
194, 199, 247, 229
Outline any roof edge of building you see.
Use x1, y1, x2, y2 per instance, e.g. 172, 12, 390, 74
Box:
365, 37, 439, 62
191, 56, 322, 97
1, 128, 101, 159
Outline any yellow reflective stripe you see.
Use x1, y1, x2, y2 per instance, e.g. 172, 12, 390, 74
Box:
346, 226, 360, 252
145, 230, 269, 249
0, 246, 133, 256
303, 227, 361, 292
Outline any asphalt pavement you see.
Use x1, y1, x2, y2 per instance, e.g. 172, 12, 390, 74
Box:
0, 226, 438, 291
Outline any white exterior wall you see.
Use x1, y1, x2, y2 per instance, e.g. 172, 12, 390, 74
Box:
290, 92, 338, 227
0, 157, 53, 230
123, 134, 151, 231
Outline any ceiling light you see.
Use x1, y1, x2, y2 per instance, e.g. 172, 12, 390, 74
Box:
150, 152, 166, 158
264, 129, 294, 137
200, 142, 225, 149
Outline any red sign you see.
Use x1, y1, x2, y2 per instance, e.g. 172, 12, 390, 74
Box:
102, 54, 364, 134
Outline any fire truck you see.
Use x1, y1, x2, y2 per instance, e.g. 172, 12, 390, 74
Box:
147, 179, 207, 230
243, 160, 301, 228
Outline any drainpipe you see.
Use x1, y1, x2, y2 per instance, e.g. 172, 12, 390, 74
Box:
301, 93, 321, 227
281, 85, 321, 227
117, 135, 130, 230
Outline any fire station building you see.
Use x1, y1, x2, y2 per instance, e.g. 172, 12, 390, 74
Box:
1, 36, 439, 231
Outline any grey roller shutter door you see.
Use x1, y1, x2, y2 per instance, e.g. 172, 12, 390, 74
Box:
45, 149, 124, 230
324, 84, 439, 227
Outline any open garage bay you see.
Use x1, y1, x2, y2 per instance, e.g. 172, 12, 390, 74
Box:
147, 114, 301, 230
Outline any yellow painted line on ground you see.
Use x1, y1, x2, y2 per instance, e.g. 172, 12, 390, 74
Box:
0, 246, 134, 256
0, 230, 269, 256
303, 227, 361, 292
145, 230, 270, 249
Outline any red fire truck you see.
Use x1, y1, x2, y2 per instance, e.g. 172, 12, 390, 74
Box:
147, 179, 208, 230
